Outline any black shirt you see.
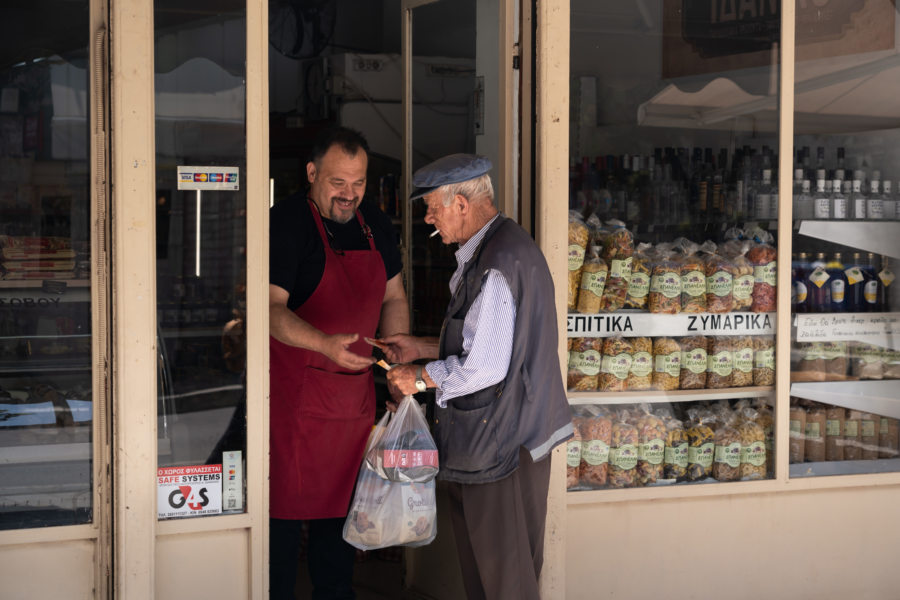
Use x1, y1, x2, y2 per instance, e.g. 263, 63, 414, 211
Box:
270, 194, 403, 311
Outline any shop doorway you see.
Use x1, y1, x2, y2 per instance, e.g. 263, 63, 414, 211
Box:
267, 0, 519, 597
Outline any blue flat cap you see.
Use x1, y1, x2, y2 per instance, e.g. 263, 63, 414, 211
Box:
409, 153, 492, 200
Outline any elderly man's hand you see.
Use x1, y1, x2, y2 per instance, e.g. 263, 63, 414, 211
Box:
386, 364, 421, 396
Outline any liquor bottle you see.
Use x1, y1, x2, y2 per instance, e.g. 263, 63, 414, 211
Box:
806, 252, 831, 313
827, 253, 848, 313
862, 253, 880, 312
832, 180, 850, 220
844, 252, 867, 313
812, 178, 830, 219
867, 177, 885, 220
754, 169, 773, 221
798, 179, 814, 220
791, 169, 803, 219
793, 252, 811, 313
878, 256, 894, 311
850, 172, 867, 220
835, 147, 846, 182
883, 180, 897, 220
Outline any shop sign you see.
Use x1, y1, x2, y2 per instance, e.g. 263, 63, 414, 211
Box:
177, 166, 240, 191
663, 0, 892, 79
567, 311, 775, 337
157, 464, 222, 519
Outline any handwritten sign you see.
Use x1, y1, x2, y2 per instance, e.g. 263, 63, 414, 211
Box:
794, 312, 900, 349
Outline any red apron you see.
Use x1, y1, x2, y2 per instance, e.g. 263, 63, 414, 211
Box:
270, 199, 387, 519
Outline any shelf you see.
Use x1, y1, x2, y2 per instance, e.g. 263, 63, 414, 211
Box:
567, 311, 776, 337
568, 386, 774, 405
797, 220, 900, 260
790, 457, 900, 478
790, 380, 900, 418
793, 312, 899, 349
0, 279, 89, 289
0, 357, 91, 373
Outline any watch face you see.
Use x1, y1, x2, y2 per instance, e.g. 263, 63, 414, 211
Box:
415, 379, 427, 393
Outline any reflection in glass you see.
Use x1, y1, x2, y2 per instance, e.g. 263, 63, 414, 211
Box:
155, 0, 248, 518
566, 1, 781, 491
0, 0, 93, 530
789, 2, 900, 478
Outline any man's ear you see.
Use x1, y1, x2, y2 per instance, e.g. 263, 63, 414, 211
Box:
306, 161, 317, 184
454, 193, 469, 214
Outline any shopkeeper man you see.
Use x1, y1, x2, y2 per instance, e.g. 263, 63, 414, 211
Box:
269, 127, 408, 599
383, 154, 573, 600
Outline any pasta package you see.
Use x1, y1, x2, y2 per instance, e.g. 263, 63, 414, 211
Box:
663, 417, 689, 480
598, 222, 634, 312
825, 407, 845, 462
730, 241, 755, 311
707, 336, 733, 389
652, 337, 681, 391
704, 245, 734, 314
755, 401, 775, 475
636, 411, 667, 486
843, 409, 863, 461
713, 415, 742, 482
879, 417, 900, 459
567, 337, 601, 391
738, 408, 767, 480
624, 243, 653, 309
626, 337, 653, 391
679, 335, 708, 390
600, 337, 633, 392
648, 249, 682, 314
805, 404, 826, 462
575, 249, 608, 313
747, 230, 777, 313
679, 241, 707, 313
608, 418, 639, 488
686, 410, 715, 481
567, 418, 583, 489
753, 336, 775, 386
567, 215, 590, 311
860, 412, 880, 460
578, 411, 612, 487
731, 336, 754, 387
789, 402, 807, 463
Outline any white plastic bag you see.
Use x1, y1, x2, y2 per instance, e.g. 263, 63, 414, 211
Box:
365, 395, 438, 483
343, 414, 437, 551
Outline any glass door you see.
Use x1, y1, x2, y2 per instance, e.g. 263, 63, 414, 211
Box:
0, 0, 101, 532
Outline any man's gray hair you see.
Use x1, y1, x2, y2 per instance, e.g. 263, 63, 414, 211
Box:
441, 173, 494, 206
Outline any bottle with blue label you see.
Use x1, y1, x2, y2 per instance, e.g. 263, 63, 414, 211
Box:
806, 252, 831, 313
862, 253, 880, 312
844, 252, 867, 312
792, 252, 810, 313
827, 253, 848, 312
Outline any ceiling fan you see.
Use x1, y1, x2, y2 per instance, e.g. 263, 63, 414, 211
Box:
269, 0, 336, 59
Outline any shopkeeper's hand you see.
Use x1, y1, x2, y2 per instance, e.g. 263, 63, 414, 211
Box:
387, 363, 434, 396
321, 333, 375, 371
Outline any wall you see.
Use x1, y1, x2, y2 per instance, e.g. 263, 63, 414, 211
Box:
566, 484, 900, 599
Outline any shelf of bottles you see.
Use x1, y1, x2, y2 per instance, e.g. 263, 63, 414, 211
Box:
789, 145, 900, 479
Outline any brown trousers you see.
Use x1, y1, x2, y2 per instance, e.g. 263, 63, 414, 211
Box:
446, 447, 551, 600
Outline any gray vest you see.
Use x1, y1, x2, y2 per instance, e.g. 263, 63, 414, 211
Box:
434, 216, 574, 484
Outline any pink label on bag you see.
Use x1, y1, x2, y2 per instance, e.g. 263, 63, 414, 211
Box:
382, 450, 439, 469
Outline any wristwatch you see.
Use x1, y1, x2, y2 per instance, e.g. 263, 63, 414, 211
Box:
415, 365, 427, 393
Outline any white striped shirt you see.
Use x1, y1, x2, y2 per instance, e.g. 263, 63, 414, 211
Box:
425, 215, 516, 408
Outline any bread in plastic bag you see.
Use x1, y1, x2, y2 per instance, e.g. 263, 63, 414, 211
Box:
366, 396, 438, 483
343, 468, 437, 551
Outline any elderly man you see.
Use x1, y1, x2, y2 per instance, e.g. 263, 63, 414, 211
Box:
383, 154, 573, 600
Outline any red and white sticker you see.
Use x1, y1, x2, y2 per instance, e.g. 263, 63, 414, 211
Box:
157, 464, 222, 519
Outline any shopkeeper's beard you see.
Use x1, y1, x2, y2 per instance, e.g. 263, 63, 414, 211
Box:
326, 194, 360, 224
